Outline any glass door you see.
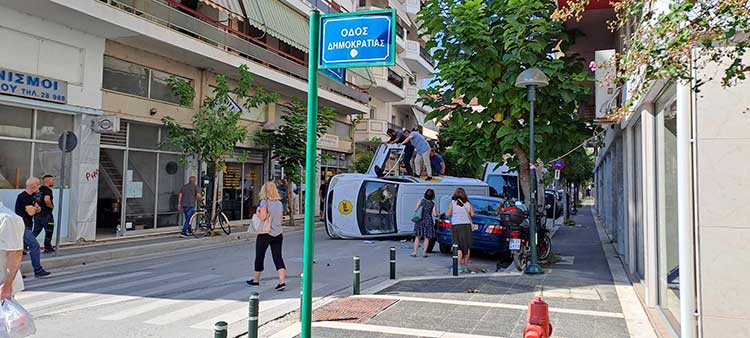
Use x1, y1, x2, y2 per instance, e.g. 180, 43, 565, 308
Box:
222, 163, 243, 221
243, 163, 262, 219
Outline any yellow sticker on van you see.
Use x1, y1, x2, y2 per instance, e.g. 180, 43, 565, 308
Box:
338, 200, 353, 215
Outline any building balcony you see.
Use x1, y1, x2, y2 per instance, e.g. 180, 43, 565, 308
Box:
370, 67, 406, 102
404, 40, 435, 76
355, 119, 389, 142
405, 0, 421, 21
8, 0, 370, 114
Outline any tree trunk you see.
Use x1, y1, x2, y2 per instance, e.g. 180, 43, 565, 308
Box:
513, 144, 532, 206
287, 181, 295, 226
211, 161, 220, 225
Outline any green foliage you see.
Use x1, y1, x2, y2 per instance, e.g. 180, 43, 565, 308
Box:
418, 0, 594, 201
162, 64, 278, 171
352, 138, 382, 173
167, 77, 195, 107
254, 98, 336, 183
442, 147, 482, 178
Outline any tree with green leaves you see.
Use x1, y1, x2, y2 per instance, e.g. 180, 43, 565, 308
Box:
163, 64, 278, 222
254, 98, 335, 225
419, 0, 594, 204
352, 138, 383, 173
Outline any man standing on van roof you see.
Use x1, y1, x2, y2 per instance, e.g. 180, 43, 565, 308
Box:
386, 128, 415, 176
401, 130, 433, 181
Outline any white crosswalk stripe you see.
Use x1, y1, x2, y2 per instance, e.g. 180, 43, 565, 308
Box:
191, 297, 293, 330
144, 287, 258, 325
39, 274, 222, 317
24, 272, 186, 311
99, 281, 240, 321
24, 271, 117, 290
16, 271, 151, 301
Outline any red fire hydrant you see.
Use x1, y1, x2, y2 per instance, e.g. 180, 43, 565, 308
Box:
523, 297, 553, 338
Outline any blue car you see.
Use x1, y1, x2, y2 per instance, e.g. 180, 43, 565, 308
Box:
436, 196, 509, 257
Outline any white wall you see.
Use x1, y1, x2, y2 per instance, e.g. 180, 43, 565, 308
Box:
0, 5, 105, 110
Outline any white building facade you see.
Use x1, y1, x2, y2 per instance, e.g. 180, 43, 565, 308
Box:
0, 0, 430, 242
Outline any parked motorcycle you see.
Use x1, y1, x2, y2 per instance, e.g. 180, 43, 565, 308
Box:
500, 202, 552, 271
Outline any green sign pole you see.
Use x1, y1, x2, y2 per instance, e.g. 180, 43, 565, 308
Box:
300, 9, 320, 338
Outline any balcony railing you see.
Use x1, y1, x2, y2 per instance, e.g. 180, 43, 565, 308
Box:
387, 69, 404, 89
396, 21, 405, 39
419, 47, 434, 66
388, 122, 403, 132
98, 0, 368, 105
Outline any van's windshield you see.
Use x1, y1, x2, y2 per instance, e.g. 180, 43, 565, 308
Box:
357, 181, 398, 235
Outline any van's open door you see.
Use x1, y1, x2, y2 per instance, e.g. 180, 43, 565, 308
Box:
367, 144, 405, 177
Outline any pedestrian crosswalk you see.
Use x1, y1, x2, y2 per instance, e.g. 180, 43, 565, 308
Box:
19, 269, 326, 334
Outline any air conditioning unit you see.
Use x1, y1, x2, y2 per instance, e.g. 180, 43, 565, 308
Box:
92, 115, 120, 134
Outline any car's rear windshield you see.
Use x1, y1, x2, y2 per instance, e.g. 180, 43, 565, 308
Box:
470, 198, 502, 217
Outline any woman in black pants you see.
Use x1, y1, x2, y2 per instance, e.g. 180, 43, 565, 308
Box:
247, 182, 286, 291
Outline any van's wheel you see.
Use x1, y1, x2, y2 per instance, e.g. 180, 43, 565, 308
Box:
439, 243, 451, 254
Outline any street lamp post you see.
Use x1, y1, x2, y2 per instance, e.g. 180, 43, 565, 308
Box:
515, 68, 549, 275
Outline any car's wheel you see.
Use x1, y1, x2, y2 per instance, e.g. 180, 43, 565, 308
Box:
439, 243, 452, 254
425, 238, 437, 253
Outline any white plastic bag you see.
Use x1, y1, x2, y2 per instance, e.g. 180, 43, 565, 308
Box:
0, 300, 36, 338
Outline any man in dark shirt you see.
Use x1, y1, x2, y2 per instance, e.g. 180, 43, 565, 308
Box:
430, 150, 446, 176
33, 175, 56, 252
319, 176, 330, 220
178, 176, 202, 238
14, 177, 50, 277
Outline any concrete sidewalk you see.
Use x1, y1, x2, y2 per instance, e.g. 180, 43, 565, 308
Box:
22, 222, 321, 274
270, 207, 656, 338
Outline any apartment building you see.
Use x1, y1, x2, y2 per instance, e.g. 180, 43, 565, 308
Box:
352, 0, 438, 143
570, 0, 750, 336
0, 0, 429, 242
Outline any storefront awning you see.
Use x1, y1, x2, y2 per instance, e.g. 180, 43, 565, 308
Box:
199, 0, 246, 20
242, 0, 310, 52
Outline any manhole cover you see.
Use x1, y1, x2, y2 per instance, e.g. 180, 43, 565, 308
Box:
312, 298, 398, 323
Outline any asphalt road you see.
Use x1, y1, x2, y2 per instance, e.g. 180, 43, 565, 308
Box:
21, 228, 503, 338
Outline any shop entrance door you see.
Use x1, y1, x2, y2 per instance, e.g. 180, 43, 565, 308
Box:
97, 148, 125, 237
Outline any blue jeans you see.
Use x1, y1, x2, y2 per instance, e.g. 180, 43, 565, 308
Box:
23, 228, 43, 273
182, 207, 194, 234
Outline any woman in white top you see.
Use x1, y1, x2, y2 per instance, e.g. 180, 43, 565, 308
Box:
444, 187, 475, 273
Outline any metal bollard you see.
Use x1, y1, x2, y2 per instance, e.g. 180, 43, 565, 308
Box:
248, 293, 259, 338
452, 244, 459, 276
214, 321, 228, 338
389, 247, 396, 280
353, 256, 361, 295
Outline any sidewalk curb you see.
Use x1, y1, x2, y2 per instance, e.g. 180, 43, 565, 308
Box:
591, 209, 658, 338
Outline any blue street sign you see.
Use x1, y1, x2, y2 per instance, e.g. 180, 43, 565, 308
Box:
322, 68, 346, 84
551, 159, 566, 170
319, 9, 396, 69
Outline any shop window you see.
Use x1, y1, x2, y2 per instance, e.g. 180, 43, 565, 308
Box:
0, 105, 32, 139
33, 143, 72, 179
128, 123, 159, 150
35, 110, 74, 142
125, 151, 157, 230
0, 140, 31, 189
103, 56, 149, 98
156, 153, 184, 228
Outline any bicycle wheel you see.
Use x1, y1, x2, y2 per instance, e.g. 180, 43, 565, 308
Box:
218, 212, 231, 235
190, 213, 210, 238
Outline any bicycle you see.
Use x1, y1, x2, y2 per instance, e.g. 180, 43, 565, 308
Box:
189, 200, 231, 237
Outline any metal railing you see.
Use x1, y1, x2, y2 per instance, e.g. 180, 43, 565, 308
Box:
387, 69, 404, 89
98, 0, 369, 105
419, 47, 434, 66
388, 122, 403, 132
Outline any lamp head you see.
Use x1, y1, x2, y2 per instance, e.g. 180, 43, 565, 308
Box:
515, 68, 549, 88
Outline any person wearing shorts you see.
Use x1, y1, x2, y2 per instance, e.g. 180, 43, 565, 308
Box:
445, 187, 474, 273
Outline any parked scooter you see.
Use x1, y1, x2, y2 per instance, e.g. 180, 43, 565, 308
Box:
500, 201, 552, 271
